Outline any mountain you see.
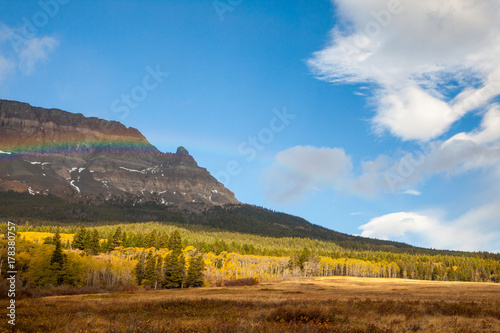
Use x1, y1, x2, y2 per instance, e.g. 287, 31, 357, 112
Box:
0, 99, 239, 208
2, 99, 486, 256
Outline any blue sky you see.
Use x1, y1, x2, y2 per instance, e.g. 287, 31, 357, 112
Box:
1, 0, 499, 252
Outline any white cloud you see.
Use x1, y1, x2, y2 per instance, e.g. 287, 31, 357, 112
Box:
265, 0, 500, 252
0, 23, 58, 80
373, 85, 457, 141
262, 142, 500, 251
402, 189, 421, 196
265, 124, 500, 200
428, 138, 500, 175
18, 36, 59, 74
359, 212, 435, 240
353, 140, 500, 196
309, 0, 500, 141
262, 146, 352, 203
300, 0, 500, 196
359, 206, 500, 252
446, 104, 500, 144
354, 106, 500, 195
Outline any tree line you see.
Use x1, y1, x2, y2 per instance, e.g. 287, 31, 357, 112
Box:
0, 227, 204, 291
133, 230, 204, 289
5, 191, 497, 259
0, 223, 499, 293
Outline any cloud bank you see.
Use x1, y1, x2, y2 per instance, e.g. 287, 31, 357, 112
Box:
308, 0, 500, 141
265, 1, 500, 251
359, 205, 500, 252
262, 109, 500, 250
264, 108, 500, 202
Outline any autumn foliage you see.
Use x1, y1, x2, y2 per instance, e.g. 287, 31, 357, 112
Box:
0, 221, 499, 299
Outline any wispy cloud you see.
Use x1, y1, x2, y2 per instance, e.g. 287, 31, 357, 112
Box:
352, 105, 500, 195
308, 0, 500, 141
0, 24, 15, 79
304, 1, 500, 198
18, 36, 59, 74
349, 212, 364, 216
0, 55, 14, 79
262, 145, 352, 203
0, 23, 59, 80
262, 112, 500, 249
402, 189, 421, 196
263, 116, 500, 200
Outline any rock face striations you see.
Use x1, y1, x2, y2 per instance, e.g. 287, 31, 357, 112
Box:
0, 99, 239, 207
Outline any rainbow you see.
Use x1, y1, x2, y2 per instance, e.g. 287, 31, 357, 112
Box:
0, 138, 161, 159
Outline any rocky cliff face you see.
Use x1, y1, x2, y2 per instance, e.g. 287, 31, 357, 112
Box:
0, 99, 239, 207
0, 99, 153, 152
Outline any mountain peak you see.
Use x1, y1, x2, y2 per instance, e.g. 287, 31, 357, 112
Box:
0, 99, 239, 207
176, 146, 190, 156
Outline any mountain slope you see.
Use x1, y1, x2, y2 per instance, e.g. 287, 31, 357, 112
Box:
2, 190, 488, 257
0, 99, 239, 207
1, 99, 488, 256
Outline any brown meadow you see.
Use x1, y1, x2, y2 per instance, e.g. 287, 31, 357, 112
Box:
3, 276, 500, 333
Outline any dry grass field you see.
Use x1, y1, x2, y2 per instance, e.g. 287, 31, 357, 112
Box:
3, 276, 500, 332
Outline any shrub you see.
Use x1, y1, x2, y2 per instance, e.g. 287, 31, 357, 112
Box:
221, 277, 259, 287
266, 304, 335, 324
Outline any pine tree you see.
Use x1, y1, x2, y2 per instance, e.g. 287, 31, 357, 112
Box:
72, 224, 87, 250
163, 252, 186, 288
133, 232, 145, 248
121, 231, 129, 247
155, 254, 164, 288
144, 250, 158, 288
168, 230, 182, 255
158, 231, 169, 249
162, 251, 176, 288
50, 229, 66, 285
51, 229, 65, 266
83, 231, 92, 253
103, 238, 113, 253
146, 230, 158, 249
162, 230, 186, 288
177, 253, 186, 288
214, 239, 228, 255
43, 236, 54, 245
185, 254, 205, 288
87, 229, 100, 255
111, 227, 123, 249
298, 247, 311, 271
134, 259, 145, 285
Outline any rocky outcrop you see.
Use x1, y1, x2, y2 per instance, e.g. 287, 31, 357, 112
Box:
0, 99, 155, 153
0, 99, 239, 207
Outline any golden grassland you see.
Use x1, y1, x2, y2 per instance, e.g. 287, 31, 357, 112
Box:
3, 276, 499, 333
